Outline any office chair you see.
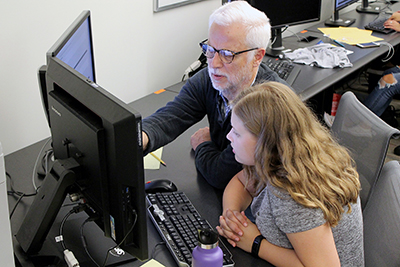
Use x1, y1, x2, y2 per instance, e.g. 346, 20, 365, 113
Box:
331, 91, 400, 209
363, 160, 400, 267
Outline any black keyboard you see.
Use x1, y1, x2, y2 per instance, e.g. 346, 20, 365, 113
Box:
365, 17, 395, 34
264, 58, 301, 85
147, 191, 234, 267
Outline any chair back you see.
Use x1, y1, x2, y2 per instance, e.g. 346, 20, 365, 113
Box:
363, 160, 400, 266
331, 91, 400, 208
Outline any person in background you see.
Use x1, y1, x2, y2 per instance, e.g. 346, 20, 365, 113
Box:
217, 82, 364, 266
363, 10, 400, 116
141, 1, 288, 189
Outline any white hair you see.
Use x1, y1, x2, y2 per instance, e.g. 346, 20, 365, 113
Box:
209, 1, 271, 49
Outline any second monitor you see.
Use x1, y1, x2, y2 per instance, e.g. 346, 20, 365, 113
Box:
246, 0, 322, 57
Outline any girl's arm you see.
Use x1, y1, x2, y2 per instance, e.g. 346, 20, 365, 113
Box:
232, 220, 340, 267
217, 170, 253, 245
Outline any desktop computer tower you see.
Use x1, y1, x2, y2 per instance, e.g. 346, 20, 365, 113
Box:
0, 143, 15, 266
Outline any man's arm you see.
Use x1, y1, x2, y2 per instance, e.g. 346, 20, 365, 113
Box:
142, 70, 210, 153
194, 141, 242, 189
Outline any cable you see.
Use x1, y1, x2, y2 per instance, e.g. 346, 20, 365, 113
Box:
101, 208, 138, 267
58, 204, 87, 250
379, 42, 395, 62
9, 193, 24, 219
32, 137, 52, 191
7, 171, 37, 219
80, 217, 101, 267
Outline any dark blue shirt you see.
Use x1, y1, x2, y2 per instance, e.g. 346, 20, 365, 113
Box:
142, 63, 288, 189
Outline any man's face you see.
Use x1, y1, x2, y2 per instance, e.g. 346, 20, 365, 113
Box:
207, 23, 260, 99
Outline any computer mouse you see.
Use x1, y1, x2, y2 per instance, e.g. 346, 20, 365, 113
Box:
145, 179, 178, 193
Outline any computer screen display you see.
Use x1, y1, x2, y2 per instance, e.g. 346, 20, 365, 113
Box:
336, 0, 358, 10
16, 10, 148, 265
49, 12, 95, 82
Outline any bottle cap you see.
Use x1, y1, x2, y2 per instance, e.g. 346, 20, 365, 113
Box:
197, 228, 219, 249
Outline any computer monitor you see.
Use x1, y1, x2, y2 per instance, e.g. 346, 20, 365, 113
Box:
16, 10, 148, 265
325, 0, 359, 27
245, 0, 322, 57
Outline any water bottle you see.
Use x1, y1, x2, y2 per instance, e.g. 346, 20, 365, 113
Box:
192, 228, 223, 267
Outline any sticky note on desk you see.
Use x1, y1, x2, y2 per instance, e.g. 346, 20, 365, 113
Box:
140, 259, 166, 266
144, 147, 164, 169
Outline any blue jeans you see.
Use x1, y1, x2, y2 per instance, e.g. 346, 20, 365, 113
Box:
364, 66, 400, 116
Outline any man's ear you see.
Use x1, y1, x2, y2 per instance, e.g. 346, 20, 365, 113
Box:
253, 48, 266, 67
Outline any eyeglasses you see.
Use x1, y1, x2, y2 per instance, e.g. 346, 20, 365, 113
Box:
199, 39, 259, 64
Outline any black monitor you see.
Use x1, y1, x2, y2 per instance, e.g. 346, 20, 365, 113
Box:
16, 10, 148, 265
325, 0, 359, 27
245, 0, 322, 57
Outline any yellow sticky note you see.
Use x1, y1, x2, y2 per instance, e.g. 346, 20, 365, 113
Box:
140, 259, 166, 266
144, 147, 164, 169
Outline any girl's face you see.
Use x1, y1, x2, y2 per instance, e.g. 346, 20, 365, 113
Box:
227, 111, 258, 166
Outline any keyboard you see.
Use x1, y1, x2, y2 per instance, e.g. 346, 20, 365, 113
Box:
364, 17, 395, 34
147, 191, 235, 267
264, 58, 301, 85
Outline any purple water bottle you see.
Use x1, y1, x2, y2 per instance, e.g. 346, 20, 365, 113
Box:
192, 228, 223, 267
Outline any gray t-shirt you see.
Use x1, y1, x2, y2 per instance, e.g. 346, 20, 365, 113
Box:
251, 184, 364, 266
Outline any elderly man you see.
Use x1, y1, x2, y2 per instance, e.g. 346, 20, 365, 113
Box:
142, 1, 288, 189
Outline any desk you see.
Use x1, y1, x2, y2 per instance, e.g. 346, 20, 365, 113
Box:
267, 2, 400, 102
7, 89, 269, 267
8, 4, 400, 266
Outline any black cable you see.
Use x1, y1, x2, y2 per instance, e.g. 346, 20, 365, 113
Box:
80, 217, 101, 267
59, 204, 87, 250
7, 171, 37, 219
102, 208, 138, 267
9, 193, 24, 219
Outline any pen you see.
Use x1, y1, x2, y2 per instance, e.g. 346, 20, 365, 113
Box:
334, 39, 345, 48
150, 152, 167, 167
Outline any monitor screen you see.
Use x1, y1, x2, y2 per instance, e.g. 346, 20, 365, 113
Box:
336, 0, 358, 10
16, 10, 148, 265
246, 0, 321, 29
39, 11, 96, 127
49, 11, 95, 82
245, 0, 321, 57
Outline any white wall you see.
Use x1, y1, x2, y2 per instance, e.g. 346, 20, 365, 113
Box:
0, 0, 355, 156
0, 0, 221, 155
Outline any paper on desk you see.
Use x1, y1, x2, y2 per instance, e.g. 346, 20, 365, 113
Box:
144, 147, 164, 169
139, 259, 166, 266
318, 27, 383, 45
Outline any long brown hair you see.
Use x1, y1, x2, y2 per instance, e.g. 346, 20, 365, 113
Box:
232, 82, 360, 226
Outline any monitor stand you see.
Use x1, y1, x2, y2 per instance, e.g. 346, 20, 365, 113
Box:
266, 28, 285, 58
356, 0, 383, 14
324, 11, 355, 27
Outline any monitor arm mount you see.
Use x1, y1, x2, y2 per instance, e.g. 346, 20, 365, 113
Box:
16, 158, 79, 255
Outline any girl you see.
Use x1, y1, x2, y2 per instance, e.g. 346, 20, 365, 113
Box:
216, 82, 363, 266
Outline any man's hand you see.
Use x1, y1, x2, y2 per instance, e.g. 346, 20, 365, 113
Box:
142, 131, 149, 151
190, 127, 211, 151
